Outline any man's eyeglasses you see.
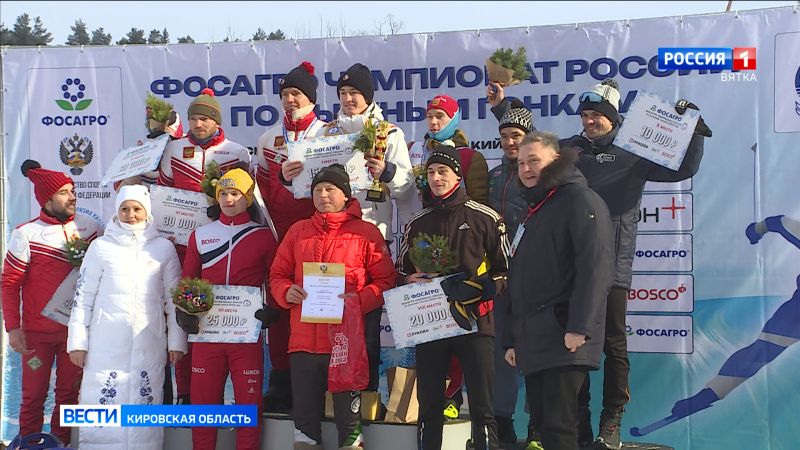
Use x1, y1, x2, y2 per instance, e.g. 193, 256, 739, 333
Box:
579, 91, 604, 103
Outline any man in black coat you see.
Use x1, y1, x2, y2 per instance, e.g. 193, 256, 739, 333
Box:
503, 131, 614, 450
489, 79, 710, 449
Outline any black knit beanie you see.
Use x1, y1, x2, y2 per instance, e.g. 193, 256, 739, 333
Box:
280, 61, 318, 104
311, 164, 352, 198
337, 63, 374, 104
499, 99, 533, 133
425, 145, 462, 178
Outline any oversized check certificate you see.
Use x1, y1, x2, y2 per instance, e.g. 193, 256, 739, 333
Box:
614, 91, 700, 170
150, 185, 212, 246
101, 135, 169, 185
383, 275, 476, 348
189, 285, 263, 344
287, 134, 370, 199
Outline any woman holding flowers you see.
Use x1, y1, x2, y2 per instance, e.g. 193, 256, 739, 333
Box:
67, 185, 186, 450
176, 168, 278, 450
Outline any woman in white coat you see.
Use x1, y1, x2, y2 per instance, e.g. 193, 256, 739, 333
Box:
67, 184, 187, 450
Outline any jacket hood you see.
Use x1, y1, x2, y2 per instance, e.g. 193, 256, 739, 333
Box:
522, 148, 587, 204
311, 198, 363, 231
105, 216, 160, 246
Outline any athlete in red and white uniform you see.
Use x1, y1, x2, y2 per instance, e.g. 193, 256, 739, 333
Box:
1, 160, 101, 445
179, 169, 277, 450
254, 61, 326, 411
158, 88, 251, 403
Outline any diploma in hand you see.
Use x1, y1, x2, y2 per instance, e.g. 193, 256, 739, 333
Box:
301, 262, 346, 324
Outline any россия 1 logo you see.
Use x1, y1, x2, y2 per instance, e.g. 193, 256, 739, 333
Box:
57, 77, 92, 111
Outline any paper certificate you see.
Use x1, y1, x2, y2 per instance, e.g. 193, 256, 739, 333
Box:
189, 285, 263, 344
101, 135, 169, 185
301, 262, 346, 324
287, 134, 370, 199
614, 91, 700, 170
41, 269, 80, 326
150, 185, 212, 246
383, 276, 477, 349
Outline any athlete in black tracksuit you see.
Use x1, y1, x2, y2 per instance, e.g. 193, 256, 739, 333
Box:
397, 146, 510, 450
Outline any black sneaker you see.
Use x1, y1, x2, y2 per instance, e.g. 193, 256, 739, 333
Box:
525, 424, 544, 450
594, 407, 624, 450
495, 415, 518, 445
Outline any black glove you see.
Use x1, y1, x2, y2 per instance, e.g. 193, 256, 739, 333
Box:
675, 99, 712, 138
254, 307, 281, 329
206, 204, 221, 221
175, 309, 200, 334
441, 273, 485, 331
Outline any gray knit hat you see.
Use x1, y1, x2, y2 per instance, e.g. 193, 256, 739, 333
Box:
499, 99, 533, 133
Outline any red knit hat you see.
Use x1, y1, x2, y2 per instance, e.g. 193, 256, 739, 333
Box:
21, 160, 74, 207
427, 94, 459, 118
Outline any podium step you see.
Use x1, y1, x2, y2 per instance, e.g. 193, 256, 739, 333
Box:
159, 414, 472, 449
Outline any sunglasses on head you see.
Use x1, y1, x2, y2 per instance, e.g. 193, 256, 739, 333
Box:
579, 91, 605, 103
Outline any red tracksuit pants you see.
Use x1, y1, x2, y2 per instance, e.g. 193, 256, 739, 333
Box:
190, 341, 264, 450
19, 330, 82, 445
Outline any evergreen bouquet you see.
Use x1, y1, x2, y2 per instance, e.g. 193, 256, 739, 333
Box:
145, 93, 174, 134
354, 115, 393, 201
64, 236, 90, 268
486, 47, 532, 87
171, 277, 214, 315
412, 165, 428, 192
409, 233, 459, 275
200, 160, 221, 204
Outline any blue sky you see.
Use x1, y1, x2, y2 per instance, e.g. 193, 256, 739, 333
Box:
1, 1, 796, 44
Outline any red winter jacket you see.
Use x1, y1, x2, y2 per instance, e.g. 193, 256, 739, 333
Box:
269, 199, 397, 354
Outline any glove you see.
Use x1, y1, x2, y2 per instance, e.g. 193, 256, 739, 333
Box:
254, 307, 281, 329
745, 222, 763, 245
441, 273, 485, 331
675, 99, 712, 137
175, 309, 200, 334
206, 204, 221, 221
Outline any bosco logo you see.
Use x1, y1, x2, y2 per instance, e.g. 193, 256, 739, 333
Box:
57, 77, 93, 111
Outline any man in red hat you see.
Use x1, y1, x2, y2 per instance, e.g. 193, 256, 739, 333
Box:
2, 160, 102, 445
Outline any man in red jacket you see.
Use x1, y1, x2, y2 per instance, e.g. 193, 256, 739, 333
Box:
270, 164, 397, 449
1, 160, 101, 445
176, 168, 277, 450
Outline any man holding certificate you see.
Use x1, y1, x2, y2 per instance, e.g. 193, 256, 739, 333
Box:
177, 168, 277, 450
270, 164, 396, 450
255, 61, 327, 413
396, 146, 510, 450
157, 87, 251, 404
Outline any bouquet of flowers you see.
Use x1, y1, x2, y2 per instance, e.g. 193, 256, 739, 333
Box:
486, 47, 532, 87
200, 160, 221, 204
64, 236, 90, 268
409, 233, 459, 275
171, 277, 214, 315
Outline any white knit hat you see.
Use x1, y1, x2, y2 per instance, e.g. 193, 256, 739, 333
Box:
114, 184, 152, 218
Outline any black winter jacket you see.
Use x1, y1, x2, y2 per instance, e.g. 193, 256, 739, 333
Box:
503, 151, 614, 374
397, 185, 510, 336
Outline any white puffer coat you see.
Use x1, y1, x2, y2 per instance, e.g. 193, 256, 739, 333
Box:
67, 217, 186, 450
